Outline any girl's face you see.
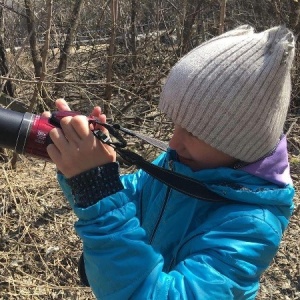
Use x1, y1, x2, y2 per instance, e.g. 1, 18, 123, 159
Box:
169, 125, 237, 171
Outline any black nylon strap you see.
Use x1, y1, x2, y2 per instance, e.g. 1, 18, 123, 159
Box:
91, 122, 232, 203
116, 148, 231, 203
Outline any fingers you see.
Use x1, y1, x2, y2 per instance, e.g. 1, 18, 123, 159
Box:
55, 99, 106, 124
49, 127, 69, 151
58, 115, 97, 146
59, 116, 82, 145
91, 106, 107, 123
42, 111, 51, 118
91, 106, 102, 118
47, 115, 117, 177
42, 99, 70, 119
50, 100, 110, 141
46, 100, 119, 177
47, 142, 62, 164
89, 106, 109, 138
56, 98, 71, 111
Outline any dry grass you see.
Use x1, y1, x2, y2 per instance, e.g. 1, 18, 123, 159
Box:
0, 157, 93, 299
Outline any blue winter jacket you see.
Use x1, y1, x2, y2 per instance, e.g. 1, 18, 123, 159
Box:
58, 137, 294, 300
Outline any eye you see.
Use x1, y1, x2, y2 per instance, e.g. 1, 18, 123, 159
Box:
187, 131, 196, 138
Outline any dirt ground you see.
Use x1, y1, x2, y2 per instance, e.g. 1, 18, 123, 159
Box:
0, 113, 299, 299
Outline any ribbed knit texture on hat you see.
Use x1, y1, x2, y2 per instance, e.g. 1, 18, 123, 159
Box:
159, 25, 295, 162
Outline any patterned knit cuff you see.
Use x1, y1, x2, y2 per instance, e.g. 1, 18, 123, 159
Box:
66, 162, 123, 208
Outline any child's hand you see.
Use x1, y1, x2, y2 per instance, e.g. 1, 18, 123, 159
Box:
41, 98, 71, 118
47, 99, 116, 178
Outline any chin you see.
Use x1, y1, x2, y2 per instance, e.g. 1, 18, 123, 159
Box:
179, 157, 201, 171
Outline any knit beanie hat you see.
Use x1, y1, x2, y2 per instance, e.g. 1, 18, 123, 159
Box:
159, 25, 295, 162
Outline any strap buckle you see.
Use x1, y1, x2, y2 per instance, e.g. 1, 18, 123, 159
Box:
89, 119, 127, 149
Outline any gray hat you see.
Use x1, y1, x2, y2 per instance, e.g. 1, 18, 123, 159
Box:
159, 25, 295, 162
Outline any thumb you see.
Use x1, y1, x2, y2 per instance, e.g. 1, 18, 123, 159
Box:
55, 98, 71, 111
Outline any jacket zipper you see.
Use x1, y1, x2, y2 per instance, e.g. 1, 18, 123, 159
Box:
149, 186, 171, 244
149, 160, 174, 244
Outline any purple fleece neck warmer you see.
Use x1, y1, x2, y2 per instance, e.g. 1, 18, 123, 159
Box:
240, 135, 292, 187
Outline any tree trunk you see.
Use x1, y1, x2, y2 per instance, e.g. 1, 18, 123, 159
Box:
130, 0, 137, 69
24, 0, 49, 111
0, 4, 15, 164
27, 0, 53, 112
105, 0, 118, 101
0, 5, 14, 98
218, 0, 227, 35
24, 0, 42, 80
55, 0, 85, 95
289, 0, 300, 36
41, 0, 53, 82
180, 0, 202, 55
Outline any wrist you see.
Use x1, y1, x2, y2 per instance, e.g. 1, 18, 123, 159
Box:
66, 162, 123, 208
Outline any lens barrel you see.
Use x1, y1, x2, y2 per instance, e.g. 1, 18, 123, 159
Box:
0, 107, 80, 160
0, 107, 32, 152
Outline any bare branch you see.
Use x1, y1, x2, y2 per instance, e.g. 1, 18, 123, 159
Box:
0, 1, 27, 18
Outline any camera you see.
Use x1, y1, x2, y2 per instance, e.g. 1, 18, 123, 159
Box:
0, 107, 82, 160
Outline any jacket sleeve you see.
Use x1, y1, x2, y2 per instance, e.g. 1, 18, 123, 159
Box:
57, 172, 283, 300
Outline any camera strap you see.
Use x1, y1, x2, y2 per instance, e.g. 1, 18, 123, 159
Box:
116, 148, 230, 202
91, 121, 231, 203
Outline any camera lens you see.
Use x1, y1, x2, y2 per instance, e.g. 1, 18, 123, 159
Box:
0, 107, 28, 151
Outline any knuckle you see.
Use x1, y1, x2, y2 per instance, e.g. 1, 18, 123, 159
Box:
72, 115, 88, 129
73, 115, 86, 123
49, 128, 57, 138
60, 116, 72, 126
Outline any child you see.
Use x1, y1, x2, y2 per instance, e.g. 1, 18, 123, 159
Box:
47, 25, 295, 299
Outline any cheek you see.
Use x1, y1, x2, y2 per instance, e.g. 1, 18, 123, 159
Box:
188, 140, 215, 161
188, 150, 203, 163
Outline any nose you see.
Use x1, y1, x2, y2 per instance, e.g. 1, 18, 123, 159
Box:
169, 126, 183, 151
